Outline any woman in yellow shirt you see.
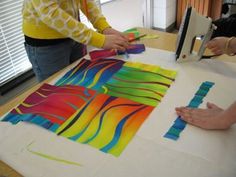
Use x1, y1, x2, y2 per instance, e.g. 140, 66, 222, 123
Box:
23, 0, 129, 81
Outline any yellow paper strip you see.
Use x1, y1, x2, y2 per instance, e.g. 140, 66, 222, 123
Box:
27, 143, 82, 167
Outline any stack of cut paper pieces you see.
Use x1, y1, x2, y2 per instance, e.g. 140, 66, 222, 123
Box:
164, 81, 215, 140
124, 28, 159, 40
124, 28, 140, 41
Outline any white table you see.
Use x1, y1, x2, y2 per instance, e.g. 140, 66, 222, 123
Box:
1, 47, 236, 177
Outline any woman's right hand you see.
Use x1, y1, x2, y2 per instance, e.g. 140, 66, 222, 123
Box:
103, 34, 129, 51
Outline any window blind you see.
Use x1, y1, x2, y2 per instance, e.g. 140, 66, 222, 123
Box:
0, 0, 31, 86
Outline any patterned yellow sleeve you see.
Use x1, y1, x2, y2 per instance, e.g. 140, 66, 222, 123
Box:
31, 0, 105, 48
80, 0, 111, 32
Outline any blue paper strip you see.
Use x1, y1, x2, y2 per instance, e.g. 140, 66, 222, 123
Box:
164, 81, 215, 141
164, 133, 179, 140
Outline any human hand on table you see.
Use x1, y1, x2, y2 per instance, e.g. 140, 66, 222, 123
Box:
103, 34, 129, 51
175, 102, 236, 130
102, 28, 129, 51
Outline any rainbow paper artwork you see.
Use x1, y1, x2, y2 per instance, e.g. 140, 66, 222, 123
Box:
2, 58, 177, 156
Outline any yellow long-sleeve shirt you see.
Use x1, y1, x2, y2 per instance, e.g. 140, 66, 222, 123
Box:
22, 0, 110, 48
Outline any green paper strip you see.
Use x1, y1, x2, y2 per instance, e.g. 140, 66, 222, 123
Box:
27, 143, 82, 167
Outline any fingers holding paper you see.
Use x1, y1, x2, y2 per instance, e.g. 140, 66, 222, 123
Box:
103, 34, 129, 51
175, 102, 231, 130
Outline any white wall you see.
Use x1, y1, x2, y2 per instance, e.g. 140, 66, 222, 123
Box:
101, 0, 144, 31
153, 0, 176, 29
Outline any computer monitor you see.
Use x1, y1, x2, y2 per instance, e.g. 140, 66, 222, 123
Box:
175, 7, 215, 62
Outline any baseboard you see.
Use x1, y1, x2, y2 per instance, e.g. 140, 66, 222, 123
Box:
152, 22, 176, 32
0, 69, 35, 95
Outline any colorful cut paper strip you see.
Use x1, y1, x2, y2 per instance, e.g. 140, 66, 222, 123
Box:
89, 44, 145, 61
117, 44, 145, 55
164, 81, 215, 140
89, 49, 117, 61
